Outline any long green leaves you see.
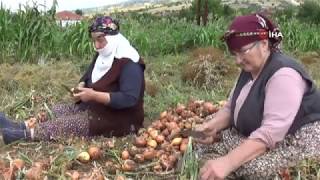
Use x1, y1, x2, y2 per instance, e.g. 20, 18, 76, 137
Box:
1, 6, 320, 63
0, 5, 92, 63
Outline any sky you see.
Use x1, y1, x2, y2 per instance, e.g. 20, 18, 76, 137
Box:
0, 0, 128, 11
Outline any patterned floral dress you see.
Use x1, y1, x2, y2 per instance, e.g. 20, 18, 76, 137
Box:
196, 115, 320, 179
34, 103, 90, 141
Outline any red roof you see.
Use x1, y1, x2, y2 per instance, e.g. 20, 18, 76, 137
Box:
56, 11, 83, 21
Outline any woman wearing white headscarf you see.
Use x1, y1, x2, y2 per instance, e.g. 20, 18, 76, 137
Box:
0, 16, 145, 143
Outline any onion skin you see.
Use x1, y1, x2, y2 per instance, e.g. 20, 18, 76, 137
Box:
147, 139, 158, 148
155, 135, 165, 144
88, 146, 102, 160
143, 148, 156, 160
171, 137, 183, 146
121, 150, 130, 160
12, 159, 24, 170
134, 154, 145, 163
77, 152, 90, 163
134, 137, 147, 147
160, 111, 168, 119
122, 160, 137, 171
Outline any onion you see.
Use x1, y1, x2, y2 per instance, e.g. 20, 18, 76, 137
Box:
171, 137, 182, 146
166, 114, 174, 122
115, 175, 126, 180
175, 104, 186, 114
121, 150, 130, 160
168, 127, 181, 139
129, 146, 143, 156
160, 141, 170, 149
147, 127, 155, 132
156, 150, 165, 158
218, 100, 227, 107
147, 139, 157, 148
149, 129, 159, 139
160, 118, 168, 124
66, 171, 80, 180
166, 122, 178, 131
88, 146, 102, 160
160, 111, 168, 119
143, 148, 156, 160
142, 132, 149, 139
178, 122, 185, 129
153, 121, 165, 130
134, 154, 145, 163
203, 102, 218, 114
25, 166, 43, 180
155, 135, 165, 144
161, 128, 170, 136
194, 116, 204, 123
168, 154, 178, 164
134, 136, 147, 147
184, 122, 192, 129
153, 163, 163, 173
12, 159, 24, 170
77, 152, 90, 163
122, 160, 136, 171
160, 154, 174, 170
105, 139, 115, 148
105, 161, 117, 174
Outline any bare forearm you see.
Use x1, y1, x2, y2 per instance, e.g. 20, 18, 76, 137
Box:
226, 139, 267, 171
210, 109, 231, 132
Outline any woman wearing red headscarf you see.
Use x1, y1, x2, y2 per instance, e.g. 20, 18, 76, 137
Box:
0, 16, 145, 144
196, 14, 320, 179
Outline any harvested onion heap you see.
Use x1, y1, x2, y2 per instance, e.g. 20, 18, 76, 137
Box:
117, 100, 224, 173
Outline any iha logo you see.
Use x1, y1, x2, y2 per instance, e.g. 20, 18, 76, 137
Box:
269, 31, 283, 38
258, 29, 283, 39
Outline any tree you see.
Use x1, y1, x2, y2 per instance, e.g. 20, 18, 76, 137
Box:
75, 9, 83, 16
192, 0, 232, 26
297, 0, 320, 25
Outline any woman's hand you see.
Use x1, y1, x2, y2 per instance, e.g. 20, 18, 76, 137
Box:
195, 120, 218, 144
73, 87, 96, 102
77, 81, 85, 88
200, 156, 234, 180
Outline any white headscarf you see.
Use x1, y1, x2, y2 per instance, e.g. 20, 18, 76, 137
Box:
91, 33, 140, 83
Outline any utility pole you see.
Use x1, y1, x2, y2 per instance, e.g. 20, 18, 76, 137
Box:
203, 0, 208, 26
44, 0, 46, 12
196, 0, 201, 26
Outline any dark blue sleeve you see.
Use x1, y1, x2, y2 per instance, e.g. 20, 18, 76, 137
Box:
108, 62, 144, 109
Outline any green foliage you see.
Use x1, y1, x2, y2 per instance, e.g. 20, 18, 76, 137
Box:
178, 0, 235, 22
274, 4, 298, 20
75, 9, 83, 16
1, 3, 320, 63
0, 5, 92, 63
297, 0, 320, 25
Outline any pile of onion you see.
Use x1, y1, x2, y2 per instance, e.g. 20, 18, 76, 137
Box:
116, 100, 222, 172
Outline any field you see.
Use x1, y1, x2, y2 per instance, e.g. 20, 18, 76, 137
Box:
0, 1, 320, 179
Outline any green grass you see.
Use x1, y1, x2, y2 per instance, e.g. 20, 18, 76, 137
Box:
1, 6, 320, 63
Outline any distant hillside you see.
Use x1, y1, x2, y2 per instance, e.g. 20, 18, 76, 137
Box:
82, 0, 308, 15
82, 0, 191, 15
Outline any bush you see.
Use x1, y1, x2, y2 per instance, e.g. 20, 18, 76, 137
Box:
181, 47, 238, 88
297, 0, 320, 25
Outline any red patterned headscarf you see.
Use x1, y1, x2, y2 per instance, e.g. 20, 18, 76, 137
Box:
89, 16, 119, 35
222, 14, 282, 52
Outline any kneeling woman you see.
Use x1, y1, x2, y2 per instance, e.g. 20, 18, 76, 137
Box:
0, 16, 145, 144
197, 14, 320, 179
